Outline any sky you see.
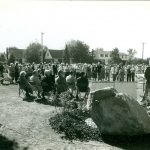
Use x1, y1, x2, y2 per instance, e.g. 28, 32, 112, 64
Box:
0, 0, 150, 58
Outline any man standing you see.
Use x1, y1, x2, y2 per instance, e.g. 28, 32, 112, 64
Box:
126, 64, 131, 82
111, 65, 117, 82
52, 63, 58, 76
96, 62, 102, 81
76, 72, 90, 99
9, 63, 15, 84
130, 65, 135, 82
105, 64, 111, 81
143, 66, 150, 98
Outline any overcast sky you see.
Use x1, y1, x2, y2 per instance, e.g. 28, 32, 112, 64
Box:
0, 0, 150, 58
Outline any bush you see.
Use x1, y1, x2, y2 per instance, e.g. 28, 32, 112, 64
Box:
49, 109, 101, 141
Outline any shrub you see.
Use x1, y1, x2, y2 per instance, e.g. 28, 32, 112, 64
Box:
49, 109, 101, 141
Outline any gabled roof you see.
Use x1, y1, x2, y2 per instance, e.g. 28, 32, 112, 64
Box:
49, 49, 64, 59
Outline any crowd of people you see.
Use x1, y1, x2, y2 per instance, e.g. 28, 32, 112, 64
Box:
0, 62, 147, 83
0, 61, 148, 99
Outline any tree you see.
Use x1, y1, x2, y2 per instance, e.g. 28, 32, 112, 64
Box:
63, 44, 70, 64
127, 49, 136, 63
147, 57, 150, 65
8, 53, 15, 64
0, 54, 6, 62
110, 47, 122, 64
67, 40, 91, 63
26, 42, 42, 63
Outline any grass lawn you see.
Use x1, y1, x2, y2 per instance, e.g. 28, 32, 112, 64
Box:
90, 81, 137, 99
0, 84, 121, 150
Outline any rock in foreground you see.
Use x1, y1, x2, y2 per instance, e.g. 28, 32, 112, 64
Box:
90, 87, 150, 136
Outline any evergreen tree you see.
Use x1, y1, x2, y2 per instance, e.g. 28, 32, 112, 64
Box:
26, 42, 42, 63
8, 53, 15, 64
127, 48, 136, 63
63, 45, 70, 64
110, 47, 122, 64
67, 40, 91, 63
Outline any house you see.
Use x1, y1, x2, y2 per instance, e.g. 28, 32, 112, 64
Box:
0, 52, 7, 62
44, 49, 64, 63
93, 49, 129, 64
6, 48, 26, 63
6, 47, 74, 64
44, 49, 73, 64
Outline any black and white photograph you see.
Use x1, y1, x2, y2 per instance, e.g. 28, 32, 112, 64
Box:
0, 0, 150, 149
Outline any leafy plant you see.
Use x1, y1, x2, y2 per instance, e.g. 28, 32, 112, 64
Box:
49, 108, 101, 141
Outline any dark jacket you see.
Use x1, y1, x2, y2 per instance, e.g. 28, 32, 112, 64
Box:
53, 65, 58, 75
18, 75, 31, 89
96, 65, 102, 73
55, 76, 67, 94
77, 76, 89, 92
145, 67, 150, 83
41, 75, 55, 92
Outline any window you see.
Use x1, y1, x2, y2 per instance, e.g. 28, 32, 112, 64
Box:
122, 55, 124, 58
100, 54, 104, 57
105, 54, 108, 57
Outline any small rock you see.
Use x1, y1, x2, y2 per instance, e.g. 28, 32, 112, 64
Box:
85, 118, 97, 128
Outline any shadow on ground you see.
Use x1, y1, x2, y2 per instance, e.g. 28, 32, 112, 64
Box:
34, 98, 63, 107
22, 96, 35, 102
34, 98, 51, 105
0, 134, 28, 150
22, 95, 58, 105
102, 134, 150, 150
0, 134, 20, 150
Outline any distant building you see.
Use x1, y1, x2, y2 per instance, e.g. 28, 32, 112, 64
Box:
44, 49, 73, 64
93, 49, 129, 64
6, 48, 26, 63
6, 48, 73, 64
0, 52, 6, 57
0, 52, 7, 62
44, 49, 64, 63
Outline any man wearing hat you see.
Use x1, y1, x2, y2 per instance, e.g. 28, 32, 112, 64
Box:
143, 66, 150, 99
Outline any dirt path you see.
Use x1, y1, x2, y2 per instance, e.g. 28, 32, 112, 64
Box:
0, 85, 122, 150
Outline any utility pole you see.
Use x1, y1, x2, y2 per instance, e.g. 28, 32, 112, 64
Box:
142, 42, 145, 60
41, 32, 44, 63
92, 49, 94, 63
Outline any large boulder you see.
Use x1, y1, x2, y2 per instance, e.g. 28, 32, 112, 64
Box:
90, 87, 150, 136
